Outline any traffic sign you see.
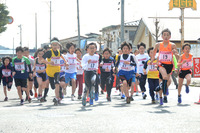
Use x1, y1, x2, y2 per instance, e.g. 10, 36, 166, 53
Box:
169, 0, 197, 10
8, 16, 14, 24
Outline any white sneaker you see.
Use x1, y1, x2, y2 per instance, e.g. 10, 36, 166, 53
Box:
71, 94, 75, 101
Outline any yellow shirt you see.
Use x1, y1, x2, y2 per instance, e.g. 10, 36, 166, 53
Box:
46, 49, 61, 77
144, 59, 159, 79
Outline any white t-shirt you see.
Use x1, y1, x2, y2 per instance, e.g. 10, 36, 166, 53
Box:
136, 53, 149, 74
60, 56, 66, 73
63, 53, 77, 73
82, 54, 99, 71
27, 55, 34, 72
118, 54, 133, 71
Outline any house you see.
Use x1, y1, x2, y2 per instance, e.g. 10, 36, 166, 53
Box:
100, 19, 156, 53
59, 33, 101, 53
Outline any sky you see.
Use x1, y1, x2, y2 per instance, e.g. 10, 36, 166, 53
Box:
0, 0, 200, 49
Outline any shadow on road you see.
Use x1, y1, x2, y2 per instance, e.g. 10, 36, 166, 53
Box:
112, 102, 132, 108
177, 104, 190, 107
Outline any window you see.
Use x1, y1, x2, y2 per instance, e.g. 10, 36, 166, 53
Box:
125, 30, 128, 33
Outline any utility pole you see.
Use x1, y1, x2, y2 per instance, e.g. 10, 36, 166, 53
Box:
35, 13, 37, 50
77, 0, 80, 48
50, 1, 52, 42
180, 8, 184, 50
18, 24, 22, 47
154, 18, 160, 42
120, 0, 124, 43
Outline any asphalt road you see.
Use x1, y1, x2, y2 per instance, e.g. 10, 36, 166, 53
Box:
0, 83, 200, 133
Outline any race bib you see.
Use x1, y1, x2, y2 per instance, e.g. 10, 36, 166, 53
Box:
36, 64, 46, 71
102, 63, 112, 71
88, 60, 98, 70
51, 57, 60, 66
2, 69, 11, 77
68, 57, 76, 66
159, 51, 172, 62
182, 59, 192, 69
15, 62, 25, 71
60, 64, 66, 72
148, 63, 157, 71
120, 61, 133, 71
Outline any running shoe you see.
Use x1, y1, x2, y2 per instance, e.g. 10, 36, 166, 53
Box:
78, 95, 82, 100
82, 95, 86, 106
121, 94, 125, 99
130, 95, 134, 101
185, 85, 189, 94
86, 97, 90, 102
107, 96, 111, 102
34, 93, 38, 98
25, 96, 28, 101
163, 96, 168, 103
160, 98, 163, 105
142, 94, 147, 99
95, 93, 98, 101
20, 99, 24, 105
152, 100, 156, 104
89, 98, 93, 105
40, 97, 47, 102
126, 97, 131, 104
28, 97, 32, 103
178, 95, 182, 104
71, 94, 75, 101
53, 98, 58, 106
135, 92, 139, 96
4, 97, 8, 101
30, 90, 33, 96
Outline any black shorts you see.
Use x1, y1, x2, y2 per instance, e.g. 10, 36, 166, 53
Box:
3, 78, 13, 89
179, 70, 191, 79
119, 75, 132, 87
36, 73, 47, 82
15, 78, 27, 88
49, 72, 60, 90
28, 76, 34, 81
158, 64, 173, 79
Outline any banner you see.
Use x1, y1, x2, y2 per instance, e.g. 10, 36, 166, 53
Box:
193, 58, 200, 77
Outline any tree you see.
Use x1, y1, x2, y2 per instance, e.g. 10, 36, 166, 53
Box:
0, 3, 9, 34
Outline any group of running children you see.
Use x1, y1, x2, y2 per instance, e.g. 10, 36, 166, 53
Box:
0, 28, 193, 106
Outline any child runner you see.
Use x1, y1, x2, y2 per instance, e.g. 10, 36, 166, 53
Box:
23, 47, 36, 98
12, 46, 33, 105
177, 43, 192, 104
100, 48, 115, 101
136, 42, 149, 99
0, 56, 13, 101
63, 42, 81, 101
33, 48, 47, 102
151, 28, 178, 105
114, 42, 138, 104
42, 38, 68, 105
59, 49, 67, 99
82, 43, 99, 106
75, 48, 84, 100
143, 47, 159, 104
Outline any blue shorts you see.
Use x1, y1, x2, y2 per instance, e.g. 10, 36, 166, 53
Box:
117, 70, 134, 81
60, 72, 65, 78
132, 74, 136, 83
3, 77, 13, 89
65, 72, 77, 83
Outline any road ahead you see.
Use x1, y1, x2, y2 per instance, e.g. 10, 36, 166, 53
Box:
0, 83, 199, 133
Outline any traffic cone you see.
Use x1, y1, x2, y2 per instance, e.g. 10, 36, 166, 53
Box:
194, 94, 200, 104
134, 84, 136, 92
